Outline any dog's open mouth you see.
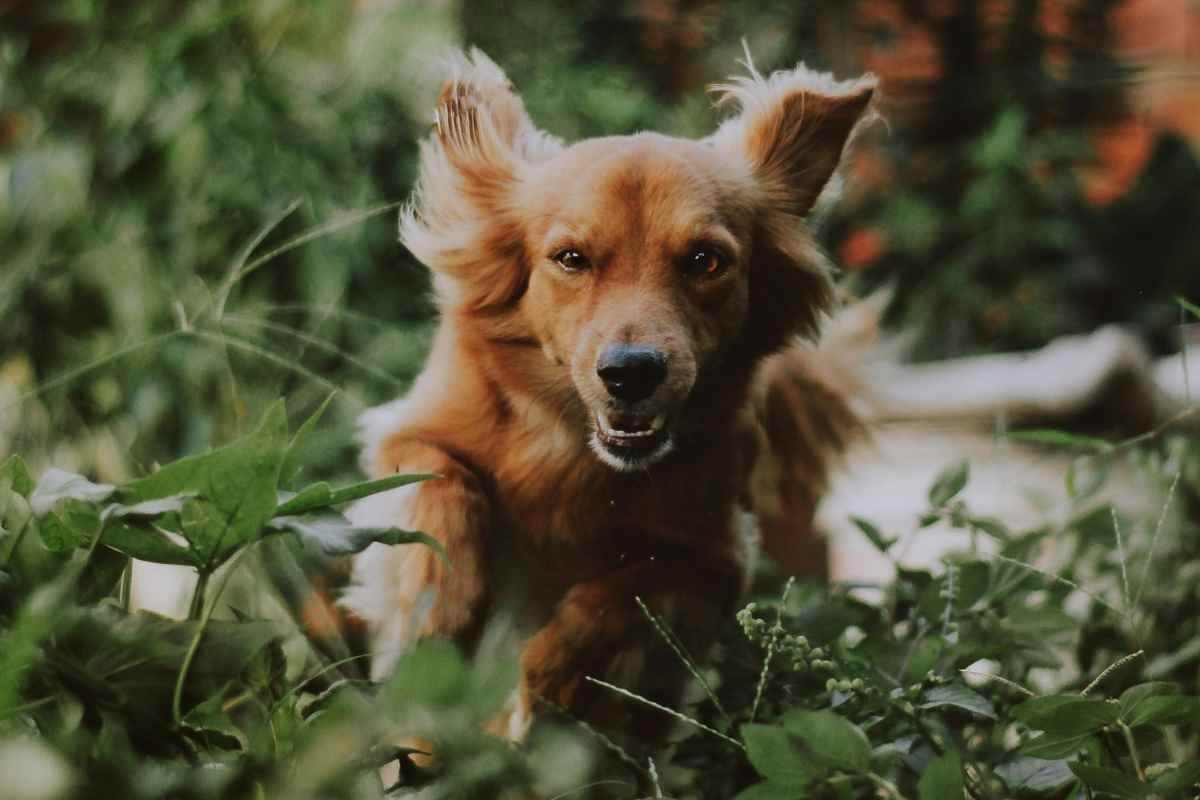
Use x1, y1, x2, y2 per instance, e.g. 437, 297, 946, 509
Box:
591, 411, 673, 469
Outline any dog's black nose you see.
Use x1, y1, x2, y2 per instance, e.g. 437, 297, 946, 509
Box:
597, 345, 667, 403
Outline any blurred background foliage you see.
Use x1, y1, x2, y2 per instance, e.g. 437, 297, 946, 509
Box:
2, 0, 1199, 481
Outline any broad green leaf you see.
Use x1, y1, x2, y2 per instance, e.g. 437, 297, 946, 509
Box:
781, 710, 871, 774
125, 400, 288, 569
850, 516, 895, 552
1119, 683, 1178, 719
274, 473, 438, 517
741, 724, 817, 786
30, 469, 116, 516
1122, 696, 1200, 728
1018, 731, 1095, 760
101, 520, 195, 566
38, 502, 100, 551
1153, 761, 1200, 794
267, 512, 447, 562
1012, 695, 1120, 735
994, 757, 1074, 792
919, 683, 997, 720
1007, 429, 1114, 453
100, 494, 194, 523
1069, 763, 1151, 798
918, 749, 963, 800
928, 460, 969, 507
0, 455, 34, 497
182, 687, 250, 750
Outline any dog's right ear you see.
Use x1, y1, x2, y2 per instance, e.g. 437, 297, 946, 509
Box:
401, 49, 561, 314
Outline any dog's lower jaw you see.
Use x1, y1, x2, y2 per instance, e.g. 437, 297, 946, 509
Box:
588, 429, 675, 471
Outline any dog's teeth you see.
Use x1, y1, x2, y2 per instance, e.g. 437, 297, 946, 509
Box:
650, 414, 666, 431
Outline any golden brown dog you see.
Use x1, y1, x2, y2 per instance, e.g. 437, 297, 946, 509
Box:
343, 49, 874, 743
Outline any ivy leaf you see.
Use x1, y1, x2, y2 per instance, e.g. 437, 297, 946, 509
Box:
918, 683, 997, 720
267, 512, 447, 562
928, 460, 969, 507
780, 710, 871, 774
918, 749, 963, 800
1069, 763, 1152, 798
30, 469, 116, 516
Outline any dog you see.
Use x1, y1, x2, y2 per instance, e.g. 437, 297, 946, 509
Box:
343, 49, 874, 745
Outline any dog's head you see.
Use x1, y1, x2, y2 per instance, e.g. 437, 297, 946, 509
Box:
402, 50, 874, 470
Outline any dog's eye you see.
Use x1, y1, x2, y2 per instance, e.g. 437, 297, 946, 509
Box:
684, 247, 728, 279
553, 249, 591, 272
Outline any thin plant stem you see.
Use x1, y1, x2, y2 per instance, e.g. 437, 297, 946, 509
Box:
172, 543, 256, 725
583, 676, 744, 750
1119, 721, 1145, 780
751, 577, 794, 723
1133, 470, 1180, 609
635, 595, 730, 726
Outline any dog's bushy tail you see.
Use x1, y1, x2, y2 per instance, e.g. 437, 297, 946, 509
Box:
749, 294, 883, 577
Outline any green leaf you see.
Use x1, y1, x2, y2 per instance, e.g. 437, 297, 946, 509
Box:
741, 724, 817, 786
125, 400, 288, 569
0, 455, 35, 497
1069, 763, 1151, 798
181, 687, 250, 750
1176, 295, 1200, 320
1018, 731, 1095, 759
1152, 761, 1200, 795
267, 512, 447, 562
1007, 429, 1114, 453
1122, 696, 1200, 728
101, 520, 195, 566
928, 460, 969, 507
1119, 683, 1177, 718
1012, 695, 1120, 735
994, 758, 1074, 792
781, 710, 872, 774
274, 473, 437, 517
918, 683, 997, 720
850, 516, 896, 552
30, 469, 116, 516
100, 494, 194, 523
918, 749, 963, 800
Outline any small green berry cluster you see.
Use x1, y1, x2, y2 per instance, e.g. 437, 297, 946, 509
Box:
736, 603, 833, 673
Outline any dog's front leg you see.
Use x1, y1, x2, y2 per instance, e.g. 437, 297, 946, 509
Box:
518, 550, 744, 742
344, 440, 491, 680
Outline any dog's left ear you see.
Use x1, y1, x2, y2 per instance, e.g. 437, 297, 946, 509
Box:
711, 65, 876, 217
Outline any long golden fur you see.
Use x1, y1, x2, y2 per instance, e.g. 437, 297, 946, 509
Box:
343, 49, 874, 743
